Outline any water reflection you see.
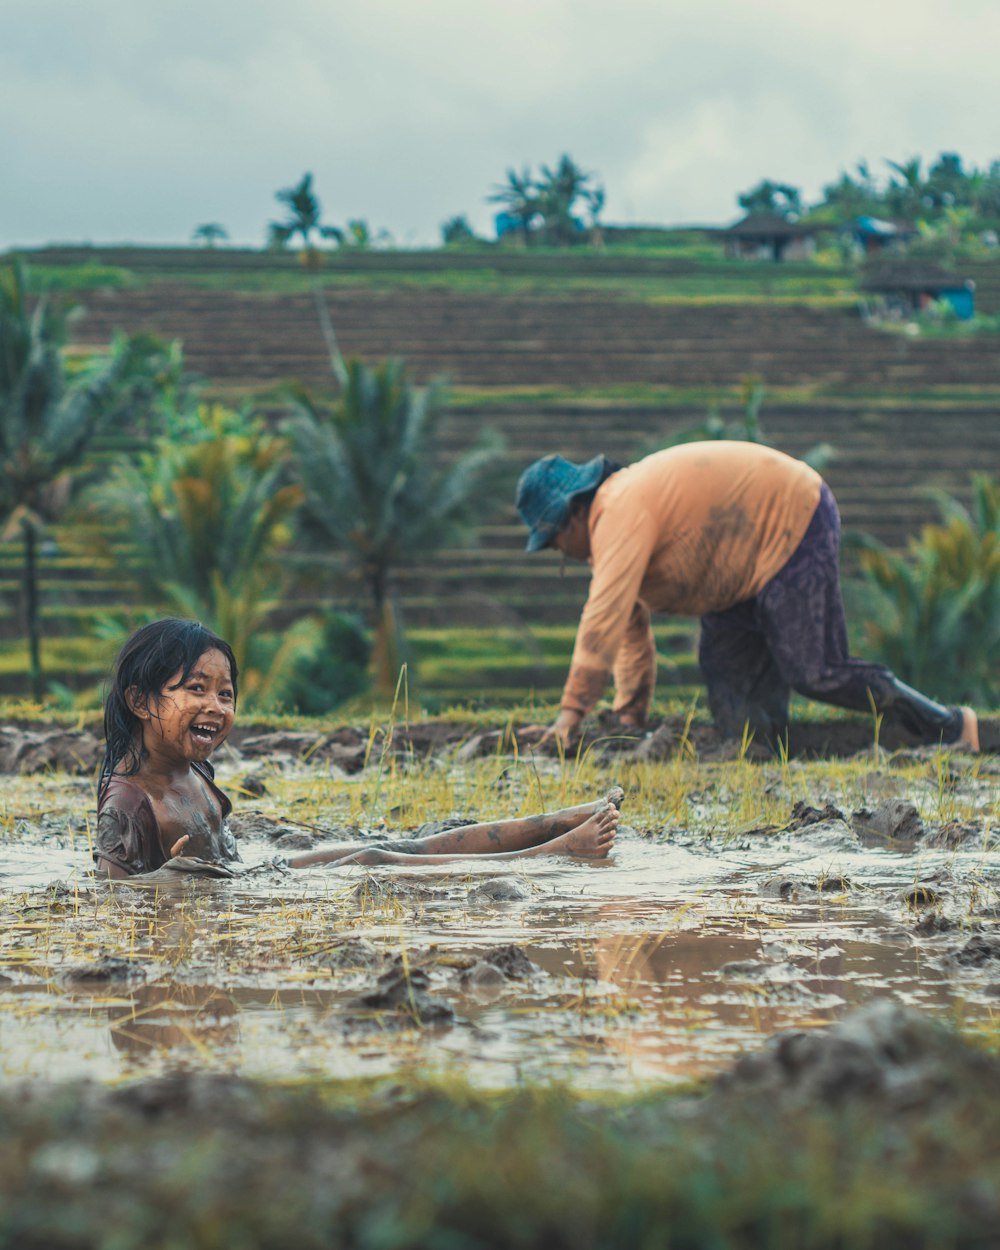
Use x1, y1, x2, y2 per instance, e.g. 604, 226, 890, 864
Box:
107, 982, 239, 1058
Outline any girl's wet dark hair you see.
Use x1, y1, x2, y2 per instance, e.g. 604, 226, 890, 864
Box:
99, 618, 238, 796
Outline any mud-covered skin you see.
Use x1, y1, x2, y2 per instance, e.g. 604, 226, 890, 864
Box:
95, 764, 238, 877
562, 661, 612, 719
286, 793, 623, 868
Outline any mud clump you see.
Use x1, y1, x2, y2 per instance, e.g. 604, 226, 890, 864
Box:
922, 820, 997, 850
237, 730, 367, 773
320, 939, 383, 971
461, 944, 536, 988
758, 877, 813, 901
468, 877, 531, 903
851, 799, 924, 844
461, 961, 509, 990
900, 883, 943, 908
352, 875, 407, 906
227, 812, 291, 841
482, 944, 535, 979
62, 956, 147, 986
714, 999, 1000, 1111
913, 911, 957, 936
787, 800, 846, 830
273, 831, 316, 852
355, 968, 455, 1027
412, 816, 477, 838
951, 935, 1000, 967
0, 726, 103, 775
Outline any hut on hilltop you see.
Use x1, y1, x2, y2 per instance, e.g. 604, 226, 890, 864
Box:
720, 213, 825, 262
860, 264, 976, 321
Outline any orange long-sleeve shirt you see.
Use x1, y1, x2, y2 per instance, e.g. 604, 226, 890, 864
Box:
561, 442, 822, 718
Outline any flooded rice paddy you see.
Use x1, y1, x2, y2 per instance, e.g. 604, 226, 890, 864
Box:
1, 743, 998, 1090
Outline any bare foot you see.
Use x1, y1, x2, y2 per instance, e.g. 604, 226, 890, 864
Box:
605, 784, 625, 812
548, 803, 619, 858
957, 707, 980, 753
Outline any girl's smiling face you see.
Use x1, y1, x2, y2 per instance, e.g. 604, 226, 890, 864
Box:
131, 647, 236, 765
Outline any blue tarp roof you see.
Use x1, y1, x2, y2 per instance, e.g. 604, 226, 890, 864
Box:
855, 216, 899, 237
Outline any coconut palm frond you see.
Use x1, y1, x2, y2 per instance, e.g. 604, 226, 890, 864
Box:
286, 354, 506, 695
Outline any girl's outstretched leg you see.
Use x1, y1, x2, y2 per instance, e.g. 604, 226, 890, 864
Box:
412, 786, 625, 855
289, 804, 619, 867
284, 788, 625, 868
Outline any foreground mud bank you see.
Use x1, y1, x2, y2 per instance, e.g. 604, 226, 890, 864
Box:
1, 1003, 998, 1250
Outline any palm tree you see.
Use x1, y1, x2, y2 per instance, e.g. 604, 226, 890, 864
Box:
285, 358, 505, 697
488, 166, 540, 245
737, 180, 802, 219
92, 404, 310, 705
441, 215, 477, 246
269, 172, 343, 253
885, 157, 925, 219
925, 152, 969, 210
536, 154, 601, 245
816, 162, 881, 224
192, 223, 229, 248
0, 260, 156, 699
489, 156, 604, 246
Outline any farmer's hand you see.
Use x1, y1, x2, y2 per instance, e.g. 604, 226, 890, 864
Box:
169, 834, 191, 858
540, 708, 583, 749
616, 712, 646, 729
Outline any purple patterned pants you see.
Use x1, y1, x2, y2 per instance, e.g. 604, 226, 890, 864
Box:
698, 483, 962, 743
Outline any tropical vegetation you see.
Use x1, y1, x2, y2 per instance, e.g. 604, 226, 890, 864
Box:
269, 172, 343, 253
0, 260, 158, 699
851, 473, 1000, 704
90, 403, 313, 706
192, 223, 229, 248
285, 356, 505, 697
488, 154, 604, 245
737, 180, 802, 219
653, 376, 835, 474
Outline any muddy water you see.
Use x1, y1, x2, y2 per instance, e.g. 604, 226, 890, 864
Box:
0, 761, 997, 1090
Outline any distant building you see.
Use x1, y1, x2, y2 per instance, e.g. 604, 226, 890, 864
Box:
860, 264, 976, 321
721, 213, 825, 262
851, 216, 919, 255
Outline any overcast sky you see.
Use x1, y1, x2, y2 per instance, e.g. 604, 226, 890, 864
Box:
3, 0, 999, 249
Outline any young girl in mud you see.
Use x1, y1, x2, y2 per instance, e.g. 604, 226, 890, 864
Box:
94, 618, 620, 879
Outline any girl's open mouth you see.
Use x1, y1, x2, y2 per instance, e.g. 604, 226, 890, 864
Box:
190, 723, 220, 744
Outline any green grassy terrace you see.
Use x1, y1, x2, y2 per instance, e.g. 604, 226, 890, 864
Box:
4, 241, 1000, 707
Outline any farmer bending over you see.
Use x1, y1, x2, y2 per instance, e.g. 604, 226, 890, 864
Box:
515, 442, 979, 752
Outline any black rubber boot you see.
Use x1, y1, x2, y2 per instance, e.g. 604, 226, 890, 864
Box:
874, 677, 963, 743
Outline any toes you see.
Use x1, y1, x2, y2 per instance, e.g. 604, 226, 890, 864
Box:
605, 785, 624, 811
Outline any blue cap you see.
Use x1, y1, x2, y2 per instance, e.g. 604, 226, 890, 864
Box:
515, 454, 606, 552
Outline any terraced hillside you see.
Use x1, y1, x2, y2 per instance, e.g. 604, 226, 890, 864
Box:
3, 248, 999, 706
69, 284, 1000, 390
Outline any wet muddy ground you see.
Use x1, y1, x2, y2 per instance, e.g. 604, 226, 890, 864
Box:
1, 719, 997, 1091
